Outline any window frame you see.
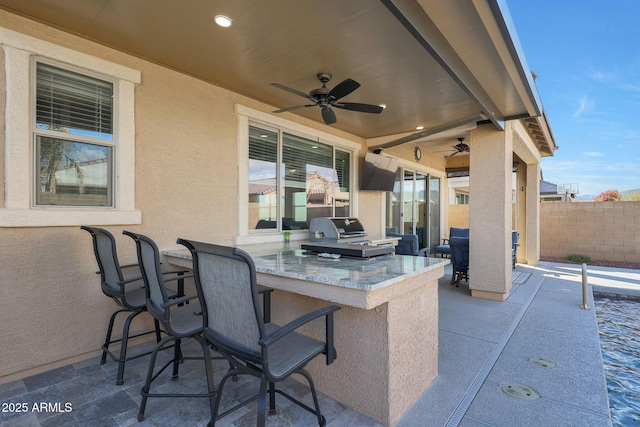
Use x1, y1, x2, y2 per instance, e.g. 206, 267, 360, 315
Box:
33, 59, 117, 208
236, 105, 360, 245
0, 27, 141, 227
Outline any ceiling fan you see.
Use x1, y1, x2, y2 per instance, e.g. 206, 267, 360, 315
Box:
271, 72, 384, 125
443, 137, 470, 159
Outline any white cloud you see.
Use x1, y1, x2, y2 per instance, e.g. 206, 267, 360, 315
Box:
620, 83, 640, 93
585, 66, 616, 82
583, 151, 604, 157
541, 157, 640, 196
573, 95, 594, 118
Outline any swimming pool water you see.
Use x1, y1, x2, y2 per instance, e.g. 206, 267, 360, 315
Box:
594, 293, 640, 427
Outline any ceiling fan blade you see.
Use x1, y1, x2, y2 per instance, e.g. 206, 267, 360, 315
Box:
328, 78, 360, 100
270, 83, 316, 102
273, 104, 316, 113
321, 107, 337, 125
445, 151, 459, 159
334, 102, 384, 114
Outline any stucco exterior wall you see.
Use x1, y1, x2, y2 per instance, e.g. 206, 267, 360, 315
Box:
447, 204, 469, 229
540, 201, 640, 263
0, 11, 365, 382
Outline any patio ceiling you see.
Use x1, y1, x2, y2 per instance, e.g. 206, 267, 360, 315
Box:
0, 0, 545, 145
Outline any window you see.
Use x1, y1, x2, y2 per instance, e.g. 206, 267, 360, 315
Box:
34, 62, 114, 207
248, 124, 352, 232
455, 192, 469, 205
0, 29, 140, 227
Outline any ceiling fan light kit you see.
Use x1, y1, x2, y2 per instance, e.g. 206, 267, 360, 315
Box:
271, 72, 384, 125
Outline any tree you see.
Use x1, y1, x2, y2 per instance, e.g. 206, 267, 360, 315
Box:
40, 137, 84, 195
594, 189, 621, 202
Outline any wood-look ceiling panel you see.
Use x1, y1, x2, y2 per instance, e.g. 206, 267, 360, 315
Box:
0, 0, 535, 140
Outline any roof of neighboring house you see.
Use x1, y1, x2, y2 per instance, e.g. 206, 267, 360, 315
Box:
248, 183, 276, 195
540, 180, 559, 195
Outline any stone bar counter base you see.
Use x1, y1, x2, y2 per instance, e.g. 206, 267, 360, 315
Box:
163, 242, 448, 426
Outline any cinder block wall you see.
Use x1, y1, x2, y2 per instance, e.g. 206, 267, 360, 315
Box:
540, 201, 640, 263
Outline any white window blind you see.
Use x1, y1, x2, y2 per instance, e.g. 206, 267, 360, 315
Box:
36, 62, 113, 139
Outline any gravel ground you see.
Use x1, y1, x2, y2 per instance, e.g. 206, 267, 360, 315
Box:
539, 257, 640, 270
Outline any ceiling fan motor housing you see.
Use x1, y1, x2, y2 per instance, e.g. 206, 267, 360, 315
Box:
271, 72, 383, 124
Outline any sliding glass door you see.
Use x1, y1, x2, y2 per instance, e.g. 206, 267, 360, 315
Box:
386, 167, 441, 253
429, 176, 441, 252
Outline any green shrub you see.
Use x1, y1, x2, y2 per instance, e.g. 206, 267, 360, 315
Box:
567, 253, 591, 263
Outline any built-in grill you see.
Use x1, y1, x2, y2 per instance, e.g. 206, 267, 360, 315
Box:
304, 217, 395, 258
308, 217, 368, 243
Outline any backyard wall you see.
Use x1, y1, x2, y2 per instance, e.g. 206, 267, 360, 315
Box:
447, 204, 470, 229
540, 201, 640, 263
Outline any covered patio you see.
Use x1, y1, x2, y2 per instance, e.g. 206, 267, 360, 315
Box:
1, 0, 557, 425
1, 262, 614, 426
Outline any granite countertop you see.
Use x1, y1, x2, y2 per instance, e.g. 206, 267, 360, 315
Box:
163, 241, 449, 292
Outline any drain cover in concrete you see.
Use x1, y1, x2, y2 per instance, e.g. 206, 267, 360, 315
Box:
499, 383, 540, 400
530, 358, 556, 368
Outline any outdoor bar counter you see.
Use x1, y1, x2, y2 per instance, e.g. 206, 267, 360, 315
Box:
163, 242, 449, 426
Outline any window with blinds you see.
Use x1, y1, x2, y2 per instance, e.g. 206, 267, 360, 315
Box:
34, 62, 114, 207
36, 62, 113, 139
248, 124, 351, 231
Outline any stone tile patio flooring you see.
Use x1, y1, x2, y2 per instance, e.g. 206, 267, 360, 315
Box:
2, 261, 632, 426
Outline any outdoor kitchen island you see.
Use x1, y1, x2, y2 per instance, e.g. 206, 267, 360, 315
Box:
163, 242, 449, 426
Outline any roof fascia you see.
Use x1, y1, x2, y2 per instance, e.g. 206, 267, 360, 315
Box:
380, 0, 504, 131
482, 0, 543, 117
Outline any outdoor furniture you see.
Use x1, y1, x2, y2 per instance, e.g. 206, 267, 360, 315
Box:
435, 227, 470, 258
122, 231, 216, 421
512, 230, 519, 269
449, 237, 470, 287
81, 226, 185, 385
178, 238, 340, 427
386, 232, 428, 256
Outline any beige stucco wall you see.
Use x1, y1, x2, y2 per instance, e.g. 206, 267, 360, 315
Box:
0, 11, 368, 382
540, 201, 640, 263
468, 124, 513, 300
447, 204, 469, 229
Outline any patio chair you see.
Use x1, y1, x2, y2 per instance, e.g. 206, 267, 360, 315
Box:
177, 238, 340, 427
449, 237, 470, 287
386, 232, 428, 256
122, 231, 217, 421
435, 227, 469, 258
81, 226, 187, 385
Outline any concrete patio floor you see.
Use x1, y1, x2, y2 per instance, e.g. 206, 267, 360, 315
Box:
2, 261, 635, 426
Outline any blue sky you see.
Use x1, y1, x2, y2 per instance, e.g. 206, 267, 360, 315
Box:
507, 1, 640, 197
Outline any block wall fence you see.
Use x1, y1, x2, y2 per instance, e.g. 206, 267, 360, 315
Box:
540, 201, 640, 263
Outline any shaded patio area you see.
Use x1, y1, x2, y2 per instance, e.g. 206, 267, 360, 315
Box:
2, 261, 629, 426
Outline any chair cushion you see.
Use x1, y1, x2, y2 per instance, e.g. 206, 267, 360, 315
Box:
264, 323, 325, 379
450, 227, 470, 238
450, 237, 470, 272
435, 244, 450, 254
387, 232, 419, 255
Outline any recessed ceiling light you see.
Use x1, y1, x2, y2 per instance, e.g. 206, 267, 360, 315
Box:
416, 125, 424, 130
214, 15, 232, 27
379, 104, 387, 109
